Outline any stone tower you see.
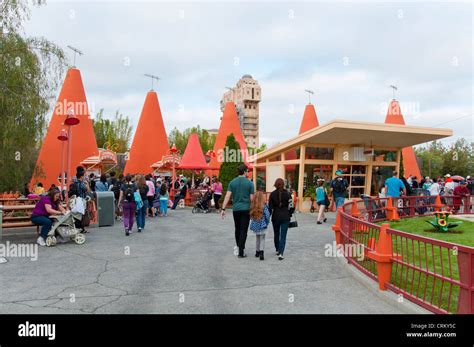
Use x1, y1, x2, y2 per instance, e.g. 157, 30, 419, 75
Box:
220, 74, 261, 148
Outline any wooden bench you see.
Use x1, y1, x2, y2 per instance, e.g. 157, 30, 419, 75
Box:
0, 205, 39, 241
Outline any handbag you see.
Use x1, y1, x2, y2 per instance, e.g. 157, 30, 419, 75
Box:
288, 213, 298, 228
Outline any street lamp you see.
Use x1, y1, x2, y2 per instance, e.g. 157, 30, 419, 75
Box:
57, 129, 68, 195
64, 109, 80, 197
170, 144, 179, 199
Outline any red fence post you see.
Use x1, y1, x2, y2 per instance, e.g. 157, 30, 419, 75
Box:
367, 223, 400, 290
386, 197, 400, 221
332, 207, 342, 245
457, 250, 474, 314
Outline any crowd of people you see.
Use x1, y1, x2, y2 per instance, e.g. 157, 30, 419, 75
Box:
21, 165, 474, 256
28, 167, 225, 244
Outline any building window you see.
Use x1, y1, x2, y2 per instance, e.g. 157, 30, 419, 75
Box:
252, 88, 254, 99
337, 165, 367, 199
283, 148, 300, 160
305, 147, 334, 160
269, 154, 281, 162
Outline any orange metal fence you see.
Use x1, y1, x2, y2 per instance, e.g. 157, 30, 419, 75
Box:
334, 195, 473, 314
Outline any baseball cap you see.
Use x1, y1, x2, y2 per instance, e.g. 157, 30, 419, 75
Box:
335, 170, 343, 176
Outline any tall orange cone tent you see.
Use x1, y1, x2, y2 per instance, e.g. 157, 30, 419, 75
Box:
31, 68, 99, 188
178, 133, 210, 170
209, 102, 248, 172
285, 103, 321, 164
124, 91, 169, 174
298, 103, 319, 134
384, 99, 422, 179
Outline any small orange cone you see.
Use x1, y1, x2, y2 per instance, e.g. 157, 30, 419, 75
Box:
351, 199, 361, 218
332, 207, 342, 245
386, 197, 400, 221
434, 195, 444, 212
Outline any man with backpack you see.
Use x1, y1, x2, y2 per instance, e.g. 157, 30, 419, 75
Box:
118, 174, 137, 236
330, 170, 349, 209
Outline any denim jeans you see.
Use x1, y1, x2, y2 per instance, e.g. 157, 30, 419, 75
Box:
273, 220, 290, 255
335, 197, 345, 209
137, 199, 148, 229
31, 215, 53, 239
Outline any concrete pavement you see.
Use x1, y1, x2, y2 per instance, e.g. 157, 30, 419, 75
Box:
0, 209, 413, 314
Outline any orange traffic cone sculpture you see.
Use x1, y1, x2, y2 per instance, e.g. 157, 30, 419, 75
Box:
125, 91, 169, 174
209, 102, 248, 173
298, 103, 319, 134
31, 68, 99, 188
384, 100, 422, 179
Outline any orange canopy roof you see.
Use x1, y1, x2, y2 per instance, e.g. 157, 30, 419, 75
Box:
209, 102, 248, 171
299, 103, 319, 134
384, 99, 422, 179
124, 91, 169, 174
178, 133, 210, 170
31, 68, 99, 188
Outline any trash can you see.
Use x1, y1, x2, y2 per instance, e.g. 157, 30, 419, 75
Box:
96, 191, 115, 227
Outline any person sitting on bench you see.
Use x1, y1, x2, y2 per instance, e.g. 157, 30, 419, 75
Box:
31, 189, 67, 246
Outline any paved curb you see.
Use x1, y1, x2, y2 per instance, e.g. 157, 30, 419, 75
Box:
336, 256, 431, 314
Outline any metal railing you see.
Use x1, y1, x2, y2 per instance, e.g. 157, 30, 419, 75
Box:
334, 194, 474, 314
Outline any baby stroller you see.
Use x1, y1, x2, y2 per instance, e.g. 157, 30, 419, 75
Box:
192, 190, 213, 214
44, 211, 86, 247
361, 194, 385, 221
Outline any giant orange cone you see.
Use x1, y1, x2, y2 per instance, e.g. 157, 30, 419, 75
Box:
209, 102, 248, 173
31, 68, 99, 188
384, 99, 422, 179
125, 91, 169, 174
298, 103, 319, 134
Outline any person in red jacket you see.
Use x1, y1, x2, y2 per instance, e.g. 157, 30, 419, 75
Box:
453, 181, 470, 213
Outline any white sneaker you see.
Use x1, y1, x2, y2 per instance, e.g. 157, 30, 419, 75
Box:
0, 257, 7, 264
233, 246, 239, 256
37, 237, 46, 247
278, 254, 285, 260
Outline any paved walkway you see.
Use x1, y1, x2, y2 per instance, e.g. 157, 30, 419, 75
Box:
0, 210, 408, 314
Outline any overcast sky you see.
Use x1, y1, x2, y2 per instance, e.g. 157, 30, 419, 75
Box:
24, 0, 473, 147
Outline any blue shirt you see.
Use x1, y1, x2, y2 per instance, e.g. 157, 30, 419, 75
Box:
316, 187, 326, 202
385, 177, 405, 198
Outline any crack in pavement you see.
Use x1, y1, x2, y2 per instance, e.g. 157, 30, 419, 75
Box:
1, 274, 351, 312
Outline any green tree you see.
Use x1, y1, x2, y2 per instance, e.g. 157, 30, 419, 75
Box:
168, 125, 216, 153
441, 138, 473, 177
93, 109, 133, 153
218, 133, 244, 192
0, 1, 67, 192
415, 139, 473, 178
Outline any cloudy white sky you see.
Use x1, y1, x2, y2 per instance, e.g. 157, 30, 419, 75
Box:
24, 0, 472, 147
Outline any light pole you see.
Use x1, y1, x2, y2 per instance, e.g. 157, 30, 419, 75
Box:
64, 109, 80, 200
57, 129, 68, 197
170, 143, 178, 198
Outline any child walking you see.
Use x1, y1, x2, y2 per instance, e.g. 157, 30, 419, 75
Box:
159, 184, 169, 216
316, 179, 328, 224
250, 191, 271, 261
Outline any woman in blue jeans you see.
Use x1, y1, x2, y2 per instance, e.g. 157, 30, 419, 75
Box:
268, 178, 294, 260
31, 189, 68, 246
136, 175, 149, 232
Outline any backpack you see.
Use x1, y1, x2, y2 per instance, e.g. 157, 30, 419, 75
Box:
332, 179, 346, 194
111, 181, 122, 200
124, 184, 135, 202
